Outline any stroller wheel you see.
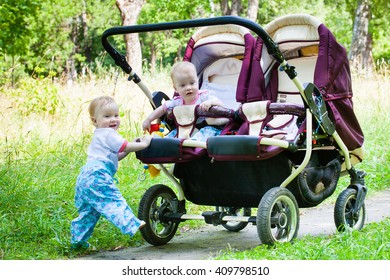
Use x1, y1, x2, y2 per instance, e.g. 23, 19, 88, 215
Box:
334, 188, 366, 232
257, 187, 299, 245
138, 184, 179, 246
216, 207, 251, 232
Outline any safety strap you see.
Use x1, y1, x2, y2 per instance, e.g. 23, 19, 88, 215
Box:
172, 104, 198, 139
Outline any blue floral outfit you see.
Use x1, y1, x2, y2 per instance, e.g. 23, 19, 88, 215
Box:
70, 128, 142, 248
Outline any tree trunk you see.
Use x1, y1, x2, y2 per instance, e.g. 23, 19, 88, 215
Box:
220, 0, 242, 16
349, 0, 373, 74
116, 0, 145, 74
247, 0, 259, 22
67, 17, 78, 85
150, 44, 156, 75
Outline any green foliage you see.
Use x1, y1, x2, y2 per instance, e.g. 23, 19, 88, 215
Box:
323, 2, 354, 50
0, 0, 39, 56
0, 0, 121, 82
370, 0, 390, 61
138, 0, 212, 69
6, 78, 61, 115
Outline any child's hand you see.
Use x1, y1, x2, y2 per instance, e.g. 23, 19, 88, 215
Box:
142, 119, 151, 132
141, 135, 152, 146
199, 100, 213, 111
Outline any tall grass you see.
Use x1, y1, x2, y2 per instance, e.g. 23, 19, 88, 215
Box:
351, 69, 390, 192
0, 67, 389, 260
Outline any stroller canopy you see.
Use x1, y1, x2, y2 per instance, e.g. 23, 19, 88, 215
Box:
262, 14, 364, 152
183, 24, 259, 108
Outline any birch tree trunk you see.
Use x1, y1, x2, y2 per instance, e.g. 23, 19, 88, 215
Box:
247, 0, 259, 22
220, 0, 242, 16
116, 0, 145, 74
349, 0, 373, 73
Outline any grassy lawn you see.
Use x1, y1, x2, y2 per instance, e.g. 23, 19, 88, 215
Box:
0, 69, 389, 260
215, 218, 390, 260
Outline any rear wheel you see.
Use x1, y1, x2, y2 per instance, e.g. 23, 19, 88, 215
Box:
216, 207, 251, 232
334, 188, 366, 232
138, 184, 179, 246
257, 187, 299, 245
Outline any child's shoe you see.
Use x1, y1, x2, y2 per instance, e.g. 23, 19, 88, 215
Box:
70, 241, 95, 251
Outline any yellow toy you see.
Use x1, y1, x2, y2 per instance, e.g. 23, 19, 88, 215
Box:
143, 122, 166, 178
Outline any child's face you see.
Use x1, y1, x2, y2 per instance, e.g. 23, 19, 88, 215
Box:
92, 102, 121, 130
173, 68, 199, 104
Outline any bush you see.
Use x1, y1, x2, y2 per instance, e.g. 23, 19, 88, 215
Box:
6, 78, 61, 115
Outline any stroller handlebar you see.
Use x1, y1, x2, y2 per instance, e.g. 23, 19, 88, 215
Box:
101, 16, 285, 74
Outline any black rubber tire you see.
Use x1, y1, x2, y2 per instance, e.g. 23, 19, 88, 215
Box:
216, 207, 251, 232
257, 187, 300, 245
138, 184, 179, 246
334, 188, 366, 232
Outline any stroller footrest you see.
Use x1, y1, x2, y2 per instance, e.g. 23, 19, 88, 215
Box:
136, 137, 206, 163
202, 211, 225, 226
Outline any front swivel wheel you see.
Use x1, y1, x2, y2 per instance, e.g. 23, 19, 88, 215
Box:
334, 188, 366, 232
138, 184, 179, 246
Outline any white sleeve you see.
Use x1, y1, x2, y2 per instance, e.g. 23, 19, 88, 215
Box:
105, 130, 126, 153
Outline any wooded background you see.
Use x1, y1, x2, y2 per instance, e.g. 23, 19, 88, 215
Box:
0, 0, 388, 85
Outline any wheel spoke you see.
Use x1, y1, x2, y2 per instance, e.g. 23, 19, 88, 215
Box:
275, 201, 284, 212
270, 216, 279, 226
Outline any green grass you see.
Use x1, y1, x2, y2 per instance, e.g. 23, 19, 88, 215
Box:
0, 70, 389, 260
215, 218, 390, 260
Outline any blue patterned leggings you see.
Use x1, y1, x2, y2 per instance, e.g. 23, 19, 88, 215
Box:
70, 161, 142, 245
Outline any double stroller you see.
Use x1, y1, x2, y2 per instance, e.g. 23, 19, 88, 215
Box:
102, 14, 366, 246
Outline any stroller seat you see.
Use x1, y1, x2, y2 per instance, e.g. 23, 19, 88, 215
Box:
201, 57, 242, 110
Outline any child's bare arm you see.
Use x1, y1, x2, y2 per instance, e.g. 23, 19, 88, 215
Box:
118, 135, 152, 161
142, 106, 166, 131
199, 97, 224, 111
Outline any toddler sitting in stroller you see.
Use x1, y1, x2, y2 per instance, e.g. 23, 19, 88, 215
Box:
142, 61, 228, 141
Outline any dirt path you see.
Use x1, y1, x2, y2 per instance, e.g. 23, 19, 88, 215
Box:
81, 189, 390, 260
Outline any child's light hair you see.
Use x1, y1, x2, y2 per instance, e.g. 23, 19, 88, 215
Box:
170, 61, 197, 82
88, 96, 116, 118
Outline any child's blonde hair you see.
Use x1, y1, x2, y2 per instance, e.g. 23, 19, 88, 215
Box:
88, 96, 116, 118
170, 61, 197, 82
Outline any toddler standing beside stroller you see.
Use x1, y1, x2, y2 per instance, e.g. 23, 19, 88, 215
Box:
70, 96, 151, 249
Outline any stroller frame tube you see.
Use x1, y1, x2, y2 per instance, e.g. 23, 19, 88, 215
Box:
280, 109, 312, 188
